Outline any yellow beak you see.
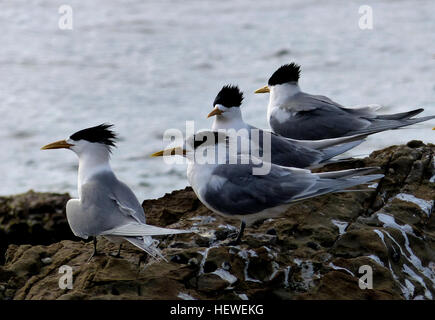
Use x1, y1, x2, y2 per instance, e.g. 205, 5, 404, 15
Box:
254, 85, 270, 94
41, 140, 74, 150
207, 107, 223, 118
150, 147, 186, 157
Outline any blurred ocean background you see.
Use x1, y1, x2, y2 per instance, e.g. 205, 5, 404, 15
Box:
0, 0, 434, 199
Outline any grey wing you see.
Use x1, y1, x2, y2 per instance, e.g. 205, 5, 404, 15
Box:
78, 181, 131, 235
80, 171, 146, 231
271, 92, 371, 140
110, 178, 146, 224
288, 105, 435, 140
275, 92, 432, 140
248, 125, 323, 168
284, 91, 347, 112
202, 163, 318, 216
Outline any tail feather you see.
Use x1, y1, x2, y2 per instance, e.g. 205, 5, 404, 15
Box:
293, 128, 388, 151
358, 115, 435, 135
124, 236, 167, 261
292, 132, 369, 150
291, 173, 384, 203
324, 174, 385, 194
399, 115, 435, 126
101, 223, 192, 262
375, 108, 424, 120
315, 166, 381, 179
101, 223, 192, 237
319, 140, 364, 161
308, 157, 356, 170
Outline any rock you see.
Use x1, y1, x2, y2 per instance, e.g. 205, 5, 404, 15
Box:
0, 191, 73, 264
196, 274, 229, 292
0, 142, 434, 300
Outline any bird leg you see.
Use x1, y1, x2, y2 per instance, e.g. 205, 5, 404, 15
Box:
137, 253, 148, 267
229, 221, 246, 245
110, 244, 123, 258
87, 237, 100, 262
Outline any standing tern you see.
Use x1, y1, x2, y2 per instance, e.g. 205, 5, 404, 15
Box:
151, 131, 384, 243
255, 62, 435, 140
42, 124, 190, 261
207, 85, 391, 168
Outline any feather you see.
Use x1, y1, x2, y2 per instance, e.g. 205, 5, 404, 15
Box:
101, 223, 192, 237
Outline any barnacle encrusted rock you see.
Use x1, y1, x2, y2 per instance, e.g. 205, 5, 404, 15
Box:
0, 142, 433, 300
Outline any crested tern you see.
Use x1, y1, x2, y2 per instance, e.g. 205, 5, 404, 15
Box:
207, 85, 389, 168
152, 131, 384, 243
42, 124, 190, 261
255, 63, 435, 140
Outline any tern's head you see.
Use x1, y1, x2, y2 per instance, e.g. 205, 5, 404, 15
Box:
41, 123, 118, 157
254, 62, 301, 98
207, 85, 244, 119
151, 131, 228, 162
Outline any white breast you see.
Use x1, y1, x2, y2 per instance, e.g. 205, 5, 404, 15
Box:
187, 162, 228, 205
267, 83, 300, 125
66, 198, 88, 239
187, 162, 213, 196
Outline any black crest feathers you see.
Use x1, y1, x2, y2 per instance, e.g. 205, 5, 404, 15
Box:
70, 123, 117, 148
213, 85, 244, 108
268, 62, 301, 86
189, 132, 227, 150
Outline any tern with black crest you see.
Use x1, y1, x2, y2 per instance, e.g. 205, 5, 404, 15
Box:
152, 131, 384, 243
208, 85, 389, 168
255, 62, 435, 140
42, 124, 190, 261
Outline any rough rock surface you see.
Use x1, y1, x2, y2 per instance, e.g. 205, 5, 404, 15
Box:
0, 191, 73, 265
0, 141, 434, 300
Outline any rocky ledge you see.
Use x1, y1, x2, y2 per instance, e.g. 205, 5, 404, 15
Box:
0, 141, 434, 300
